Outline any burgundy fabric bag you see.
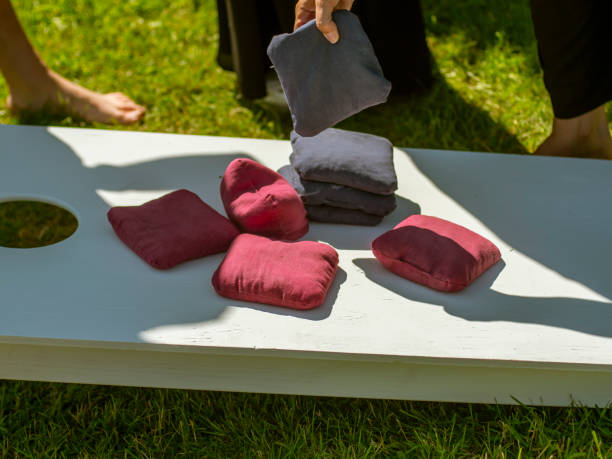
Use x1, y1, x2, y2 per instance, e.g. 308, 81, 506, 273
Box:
371, 215, 501, 292
212, 233, 338, 310
107, 189, 239, 270
221, 158, 309, 240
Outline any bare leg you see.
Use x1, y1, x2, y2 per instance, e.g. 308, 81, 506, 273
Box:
0, 0, 145, 125
535, 105, 612, 160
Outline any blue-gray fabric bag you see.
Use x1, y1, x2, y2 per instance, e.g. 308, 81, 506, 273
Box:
289, 128, 397, 195
278, 165, 396, 216
267, 10, 391, 137
305, 205, 383, 226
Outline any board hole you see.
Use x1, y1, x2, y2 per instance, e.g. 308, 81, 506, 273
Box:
0, 199, 78, 248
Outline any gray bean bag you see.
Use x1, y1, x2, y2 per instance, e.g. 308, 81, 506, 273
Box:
289, 128, 397, 195
278, 165, 396, 216
267, 10, 391, 137
305, 205, 383, 226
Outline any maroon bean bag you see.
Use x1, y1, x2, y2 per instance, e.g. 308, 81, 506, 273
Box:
212, 233, 338, 309
371, 215, 501, 292
220, 158, 309, 240
107, 189, 239, 270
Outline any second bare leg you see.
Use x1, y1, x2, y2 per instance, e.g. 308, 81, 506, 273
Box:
0, 0, 145, 125
535, 105, 612, 160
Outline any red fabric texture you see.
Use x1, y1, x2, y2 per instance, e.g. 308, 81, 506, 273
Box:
220, 158, 308, 240
212, 233, 338, 309
371, 215, 501, 292
107, 189, 239, 270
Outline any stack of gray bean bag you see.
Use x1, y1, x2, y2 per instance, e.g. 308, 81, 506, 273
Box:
279, 128, 398, 226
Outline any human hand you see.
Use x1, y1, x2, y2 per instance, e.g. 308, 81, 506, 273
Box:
294, 0, 355, 44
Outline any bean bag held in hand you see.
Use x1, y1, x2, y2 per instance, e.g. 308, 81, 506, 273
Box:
267, 10, 391, 137
212, 233, 339, 310
371, 215, 501, 292
220, 158, 309, 240
290, 128, 397, 195
107, 189, 239, 270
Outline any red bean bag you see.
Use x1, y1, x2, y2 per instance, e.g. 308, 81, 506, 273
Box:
371, 215, 501, 292
212, 233, 338, 309
220, 158, 309, 240
107, 189, 239, 269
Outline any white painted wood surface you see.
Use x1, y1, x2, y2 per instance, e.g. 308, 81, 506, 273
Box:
2, 125, 612, 406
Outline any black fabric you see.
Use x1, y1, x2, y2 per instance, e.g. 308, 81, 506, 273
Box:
305, 205, 383, 226
267, 10, 391, 136
530, 0, 612, 118
290, 128, 397, 195
278, 165, 396, 216
217, 0, 289, 72
351, 0, 432, 94
216, 0, 233, 70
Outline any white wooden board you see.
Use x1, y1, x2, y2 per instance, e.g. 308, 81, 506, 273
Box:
2, 124, 612, 406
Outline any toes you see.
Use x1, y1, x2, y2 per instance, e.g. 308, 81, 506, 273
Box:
115, 108, 145, 125
119, 102, 146, 113
105, 93, 146, 114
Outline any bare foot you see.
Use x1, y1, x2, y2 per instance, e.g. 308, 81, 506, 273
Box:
6, 70, 145, 125
535, 106, 612, 160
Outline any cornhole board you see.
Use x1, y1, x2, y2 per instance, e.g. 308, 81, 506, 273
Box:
2, 124, 612, 407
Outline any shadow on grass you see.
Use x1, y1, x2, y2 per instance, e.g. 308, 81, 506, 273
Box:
9, 104, 93, 130
339, 70, 529, 154
243, 69, 529, 155
229, 0, 539, 155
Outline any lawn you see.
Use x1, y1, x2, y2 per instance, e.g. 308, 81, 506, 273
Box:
1, 0, 612, 456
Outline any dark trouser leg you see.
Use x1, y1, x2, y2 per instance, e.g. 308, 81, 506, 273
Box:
224, 0, 267, 99
530, 0, 612, 118
352, 0, 433, 95
216, 0, 233, 70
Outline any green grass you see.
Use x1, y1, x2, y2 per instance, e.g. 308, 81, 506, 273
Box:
2, 0, 612, 456
0, 201, 77, 248
2, 382, 612, 457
